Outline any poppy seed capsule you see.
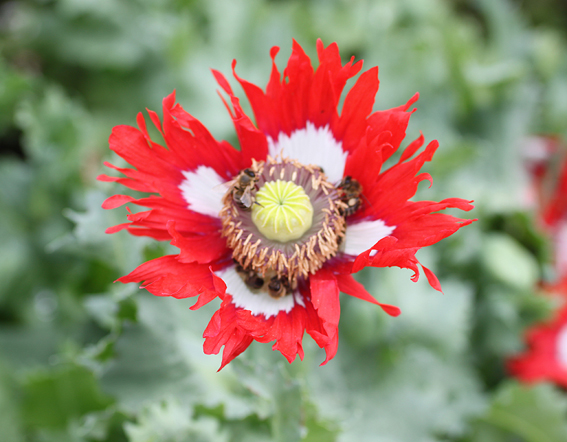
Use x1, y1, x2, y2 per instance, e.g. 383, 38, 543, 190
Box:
251, 179, 314, 242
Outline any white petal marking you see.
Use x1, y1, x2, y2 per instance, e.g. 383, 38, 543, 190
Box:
343, 219, 395, 256
268, 122, 347, 184
218, 267, 304, 319
557, 323, 567, 369
179, 166, 225, 218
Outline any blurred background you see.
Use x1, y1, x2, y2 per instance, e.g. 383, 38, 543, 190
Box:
1, 0, 567, 441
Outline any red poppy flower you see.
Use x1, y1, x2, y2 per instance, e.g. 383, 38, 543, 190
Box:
100, 39, 474, 369
508, 301, 567, 386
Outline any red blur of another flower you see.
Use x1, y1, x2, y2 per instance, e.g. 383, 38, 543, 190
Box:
100, 39, 474, 369
508, 302, 567, 387
509, 138, 567, 386
523, 136, 567, 278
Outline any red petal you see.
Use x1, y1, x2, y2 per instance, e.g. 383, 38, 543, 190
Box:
337, 66, 379, 153
352, 236, 398, 273
215, 65, 269, 165
167, 221, 229, 264
310, 268, 340, 363
211, 69, 234, 95
105, 223, 130, 234
101, 194, 136, 210
320, 334, 338, 366
118, 255, 220, 307
391, 92, 419, 112
398, 132, 425, 164
210, 268, 227, 295
363, 140, 439, 219
508, 303, 567, 387
336, 273, 401, 317
263, 309, 307, 363
202, 299, 254, 370
390, 210, 475, 250
421, 263, 443, 294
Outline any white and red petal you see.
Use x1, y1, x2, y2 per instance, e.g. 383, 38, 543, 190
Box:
349, 236, 445, 293
216, 266, 303, 318
160, 93, 242, 179
364, 93, 419, 163
179, 166, 226, 218
555, 221, 567, 277
201, 264, 342, 367
202, 286, 337, 369
343, 219, 395, 257
267, 122, 347, 184
339, 131, 474, 292
105, 196, 221, 239
101, 92, 242, 241
231, 39, 361, 141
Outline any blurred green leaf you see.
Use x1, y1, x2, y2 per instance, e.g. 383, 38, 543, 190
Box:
22, 363, 114, 430
481, 233, 540, 290
471, 381, 567, 442
100, 295, 277, 420
302, 401, 339, 442
0, 364, 24, 442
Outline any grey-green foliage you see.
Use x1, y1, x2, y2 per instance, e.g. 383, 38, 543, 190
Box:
309, 270, 485, 442
1, 0, 567, 441
124, 399, 228, 442
468, 382, 567, 442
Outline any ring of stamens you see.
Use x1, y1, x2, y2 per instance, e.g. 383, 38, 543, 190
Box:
220, 158, 347, 286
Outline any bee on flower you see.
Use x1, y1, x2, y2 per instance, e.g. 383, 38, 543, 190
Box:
100, 39, 475, 369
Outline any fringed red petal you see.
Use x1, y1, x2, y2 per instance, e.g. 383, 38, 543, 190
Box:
336, 66, 380, 153
336, 273, 401, 317
167, 221, 229, 265
310, 268, 341, 364
118, 255, 221, 309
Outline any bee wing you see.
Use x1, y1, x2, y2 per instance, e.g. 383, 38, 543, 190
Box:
240, 188, 253, 208
213, 179, 234, 192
